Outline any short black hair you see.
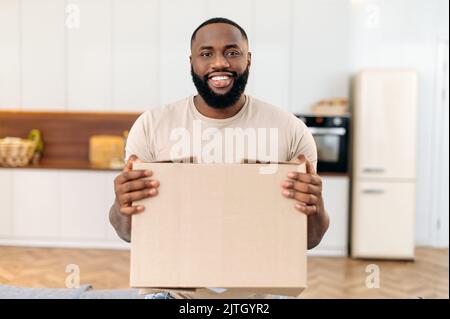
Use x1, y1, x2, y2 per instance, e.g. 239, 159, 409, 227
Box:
190, 17, 248, 48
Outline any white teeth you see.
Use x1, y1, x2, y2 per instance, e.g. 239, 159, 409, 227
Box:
211, 76, 230, 81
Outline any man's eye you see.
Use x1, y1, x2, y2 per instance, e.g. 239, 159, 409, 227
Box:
201, 52, 212, 57
226, 51, 240, 56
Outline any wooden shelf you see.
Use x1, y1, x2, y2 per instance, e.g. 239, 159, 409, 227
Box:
0, 110, 140, 171
0, 159, 122, 171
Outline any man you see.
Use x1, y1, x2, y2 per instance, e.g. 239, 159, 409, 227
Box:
109, 17, 329, 299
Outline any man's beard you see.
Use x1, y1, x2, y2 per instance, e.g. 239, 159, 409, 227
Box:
191, 66, 249, 109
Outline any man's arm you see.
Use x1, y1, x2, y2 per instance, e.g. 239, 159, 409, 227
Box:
109, 201, 132, 242
281, 155, 330, 249
306, 194, 329, 249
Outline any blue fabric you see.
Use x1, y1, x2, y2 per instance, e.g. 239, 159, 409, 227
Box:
145, 292, 175, 299
0, 284, 145, 299
0, 284, 92, 299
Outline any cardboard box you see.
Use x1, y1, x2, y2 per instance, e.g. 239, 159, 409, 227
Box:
130, 160, 307, 298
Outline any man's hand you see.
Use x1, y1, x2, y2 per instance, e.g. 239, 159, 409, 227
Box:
114, 154, 160, 216
281, 154, 322, 215
110, 154, 159, 242
280, 154, 329, 249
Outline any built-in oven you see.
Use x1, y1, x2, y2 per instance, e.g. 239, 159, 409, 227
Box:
295, 115, 350, 173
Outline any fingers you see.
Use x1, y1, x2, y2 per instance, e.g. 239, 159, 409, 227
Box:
119, 179, 159, 194
115, 169, 152, 185
117, 188, 159, 208
281, 177, 320, 216
297, 154, 315, 174
115, 155, 159, 216
305, 158, 316, 174
293, 154, 316, 174
124, 154, 138, 172
116, 186, 158, 216
282, 159, 322, 217
286, 171, 322, 186
124, 154, 144, 172
294, 202, 317, 215
281, 188, 319, 205
120, 205, 145, 216
281, 186, 318, 215
281, 179, 320, 195
289, 154, 305, 164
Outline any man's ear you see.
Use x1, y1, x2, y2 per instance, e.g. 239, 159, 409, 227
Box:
247, 52, 252, 68
189, 55, 192, 64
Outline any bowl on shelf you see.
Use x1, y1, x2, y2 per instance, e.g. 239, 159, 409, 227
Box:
0, 137, 37, 167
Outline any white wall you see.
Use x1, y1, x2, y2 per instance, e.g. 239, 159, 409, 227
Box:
0, 0, 21, 107
291, 0, 351, 113
0, 0, 350, 113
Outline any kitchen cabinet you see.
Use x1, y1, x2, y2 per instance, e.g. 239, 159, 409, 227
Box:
12, 170, 60, 238
308, 176, 349, 256
0, 169, 13, 237
0, 169, 128, 249
352, 181, 416, 259
60, 171, 110, 240
59, 170, 127, 247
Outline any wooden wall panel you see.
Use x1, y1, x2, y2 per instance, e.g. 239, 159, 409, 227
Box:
0, 111, 140, 168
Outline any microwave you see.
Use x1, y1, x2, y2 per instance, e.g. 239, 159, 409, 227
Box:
295, 115, 350, 173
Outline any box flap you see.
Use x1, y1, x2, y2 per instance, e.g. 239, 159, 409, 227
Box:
145, 156, 197, 164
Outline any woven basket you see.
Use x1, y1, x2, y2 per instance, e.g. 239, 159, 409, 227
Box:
0, 137, 37, 167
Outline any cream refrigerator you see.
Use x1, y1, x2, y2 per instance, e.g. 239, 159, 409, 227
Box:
351, 69, 417, 260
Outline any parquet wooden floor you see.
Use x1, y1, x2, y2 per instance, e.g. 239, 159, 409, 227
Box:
0, 246, 447, 298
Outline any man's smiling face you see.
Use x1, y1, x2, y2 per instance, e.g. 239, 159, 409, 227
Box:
190, 23, 251, 109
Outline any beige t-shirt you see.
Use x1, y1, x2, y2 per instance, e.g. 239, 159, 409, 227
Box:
126, 95, 317, 167
125, 95, 317, 299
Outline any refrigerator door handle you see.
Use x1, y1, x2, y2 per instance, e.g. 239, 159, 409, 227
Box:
362, 167, 385, 173
362, 189, 385, 194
